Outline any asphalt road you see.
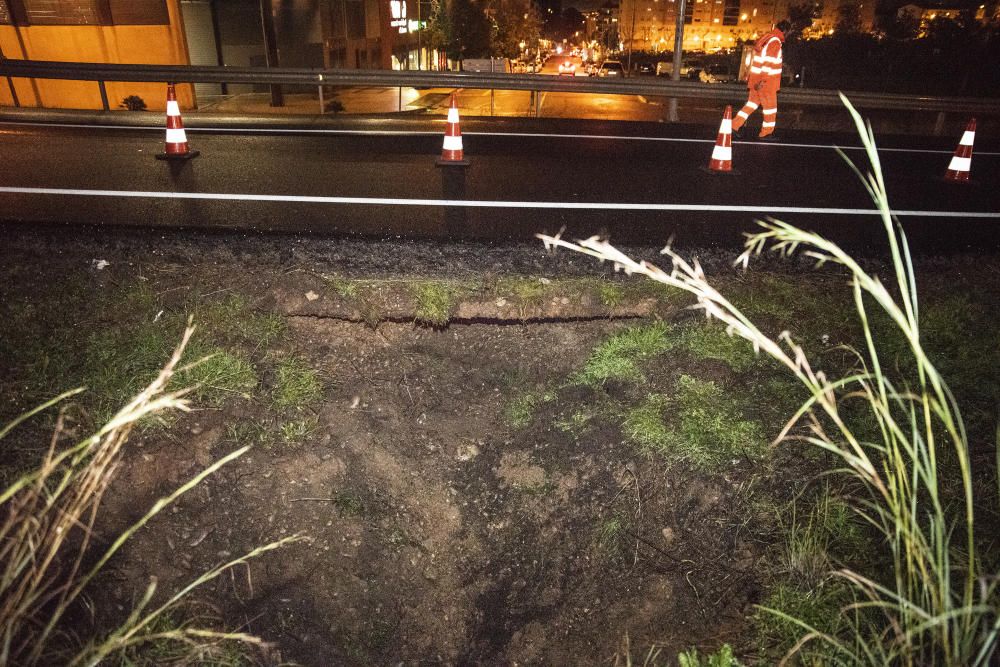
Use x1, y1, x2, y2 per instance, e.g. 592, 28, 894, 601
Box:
1, 117, 998, 251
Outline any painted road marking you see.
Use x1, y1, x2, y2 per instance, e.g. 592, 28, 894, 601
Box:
1, 120, 996, 156
1, 186, 998, 218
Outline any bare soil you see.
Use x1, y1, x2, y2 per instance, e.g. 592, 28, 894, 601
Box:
3, 226, 999, 665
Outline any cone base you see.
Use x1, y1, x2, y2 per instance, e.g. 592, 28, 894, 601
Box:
942, 172, 971, 184
156, 150, 200, 161
436, 158, 470, 167
701, 165, 739, 176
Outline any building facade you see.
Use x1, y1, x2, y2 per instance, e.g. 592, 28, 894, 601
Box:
617, 0, 875, 52
0, 0, 194, 109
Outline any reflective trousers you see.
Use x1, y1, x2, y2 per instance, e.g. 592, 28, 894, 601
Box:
731, 87, 778, 136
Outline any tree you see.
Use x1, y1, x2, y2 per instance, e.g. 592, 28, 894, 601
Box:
785, 3, 817, 38
426, 0, 492, 60
488, 0, 542, 58
835, 0, 862, 34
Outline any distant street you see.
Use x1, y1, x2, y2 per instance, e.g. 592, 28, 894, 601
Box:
1, 117, 998, 251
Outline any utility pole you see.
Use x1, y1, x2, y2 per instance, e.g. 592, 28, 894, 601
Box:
259, 0, 284, 107
627, 0, 637, 72
668, 0, 686, 121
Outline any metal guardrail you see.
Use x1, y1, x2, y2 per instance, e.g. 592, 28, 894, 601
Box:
3, 59, 1000, 117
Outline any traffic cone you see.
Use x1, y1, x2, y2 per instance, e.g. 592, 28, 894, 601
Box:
436, 94, 469, 167
156, 83, 199, 161
705, 105, 734, 174
944, 118, 975, 182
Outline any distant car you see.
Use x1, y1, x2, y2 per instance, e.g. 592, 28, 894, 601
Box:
699, 63, 737, 83
598, 60, 625, 77
636, 62, 655, 75
558, 60, 576, 76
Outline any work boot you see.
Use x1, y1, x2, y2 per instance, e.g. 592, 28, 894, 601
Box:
757, 130, 778, 141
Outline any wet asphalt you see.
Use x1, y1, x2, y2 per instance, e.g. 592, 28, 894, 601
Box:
1, 116, 997, 252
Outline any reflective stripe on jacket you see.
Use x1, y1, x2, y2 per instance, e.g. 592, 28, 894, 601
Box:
747, 28, 784, 91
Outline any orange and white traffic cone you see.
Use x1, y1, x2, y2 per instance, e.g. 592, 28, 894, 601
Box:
156, 83, 199, 161
944, 118, 975, 183
436, 93, 469, 167
704, 105, 734, 174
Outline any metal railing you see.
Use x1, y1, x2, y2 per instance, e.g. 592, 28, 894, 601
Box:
3, 59, 1000, 118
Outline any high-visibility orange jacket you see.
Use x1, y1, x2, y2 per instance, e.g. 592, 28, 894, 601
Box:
747, 28, 785, 93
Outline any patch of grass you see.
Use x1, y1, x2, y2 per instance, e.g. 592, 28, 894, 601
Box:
595, 516, 630, 561
675, 323, 758, 372
572, 323, 673, 387
272, 356, 323, 410
176, 343, 258, 405
623, 394, 671, 452
192, 294, 286, 349
677, 644, 741, 667
753, 580, 851, 661
280, 416, 319, 446
598, 282, 626, 308
505, 389, 556, 429
495, 277, 550, 307
225, 420, 274, 448
625, 376, 764, 470
782, 488, 869, 588
554, 409, 597, 435
332, 491, 365, 517
413, 281, 458, 327
668, 375, 765, 468
325, 275, 360, 299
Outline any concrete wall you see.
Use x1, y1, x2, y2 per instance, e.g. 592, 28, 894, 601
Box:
0, 0, 194, 110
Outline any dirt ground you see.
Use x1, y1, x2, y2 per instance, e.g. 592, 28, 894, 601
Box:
3, 226, 999, 665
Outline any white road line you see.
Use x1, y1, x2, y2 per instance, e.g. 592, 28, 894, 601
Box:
2, 120, 996, 156
2, 186, 998, 218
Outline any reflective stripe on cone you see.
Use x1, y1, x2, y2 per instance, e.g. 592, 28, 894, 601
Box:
437, 93, 469, 167
707, 105, 734, 173
157, 82, 199, 160
944, 118, 975, 182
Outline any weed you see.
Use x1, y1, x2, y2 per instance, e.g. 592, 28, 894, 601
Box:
595, 516, 630, 561
280, 416, 318, 446
273, 356, 323, 410
505, 389, 555, 429
332, 491, 365, 517
753, 581, 850, 661
554, 409, 596, 435
413, 281, 458, 327
677, 644, 741, 667
623, 394, 671, 452
495, 277, 550, 306
176, 343, 258, 404
626, 376, 764, 470
675, 323, 759, 372
0, 327, 298, 666
572, 323, 673, 387
326, 276, 360, 299
225, 420, 273, 448
540, 96, 1000, 665
596, 280, 626, 308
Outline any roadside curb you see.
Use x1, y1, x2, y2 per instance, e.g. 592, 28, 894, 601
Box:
0, 106, 427, 129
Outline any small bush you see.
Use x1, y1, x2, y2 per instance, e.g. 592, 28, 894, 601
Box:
120, 94, 147, 111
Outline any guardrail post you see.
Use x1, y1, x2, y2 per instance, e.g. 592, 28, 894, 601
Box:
5, 76, 19, 107
98, 80, 110, 111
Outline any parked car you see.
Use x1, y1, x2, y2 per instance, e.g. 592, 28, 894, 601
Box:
636, 62, 655, 75
699, 63, 737, 84
657, 58, 704, 79
598, 60, 626, 77
558, 60, 577, 76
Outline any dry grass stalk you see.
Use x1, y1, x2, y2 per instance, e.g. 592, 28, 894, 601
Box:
0, 323, 301, 666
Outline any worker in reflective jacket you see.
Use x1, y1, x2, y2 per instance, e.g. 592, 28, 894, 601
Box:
732, 20, 789, 139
